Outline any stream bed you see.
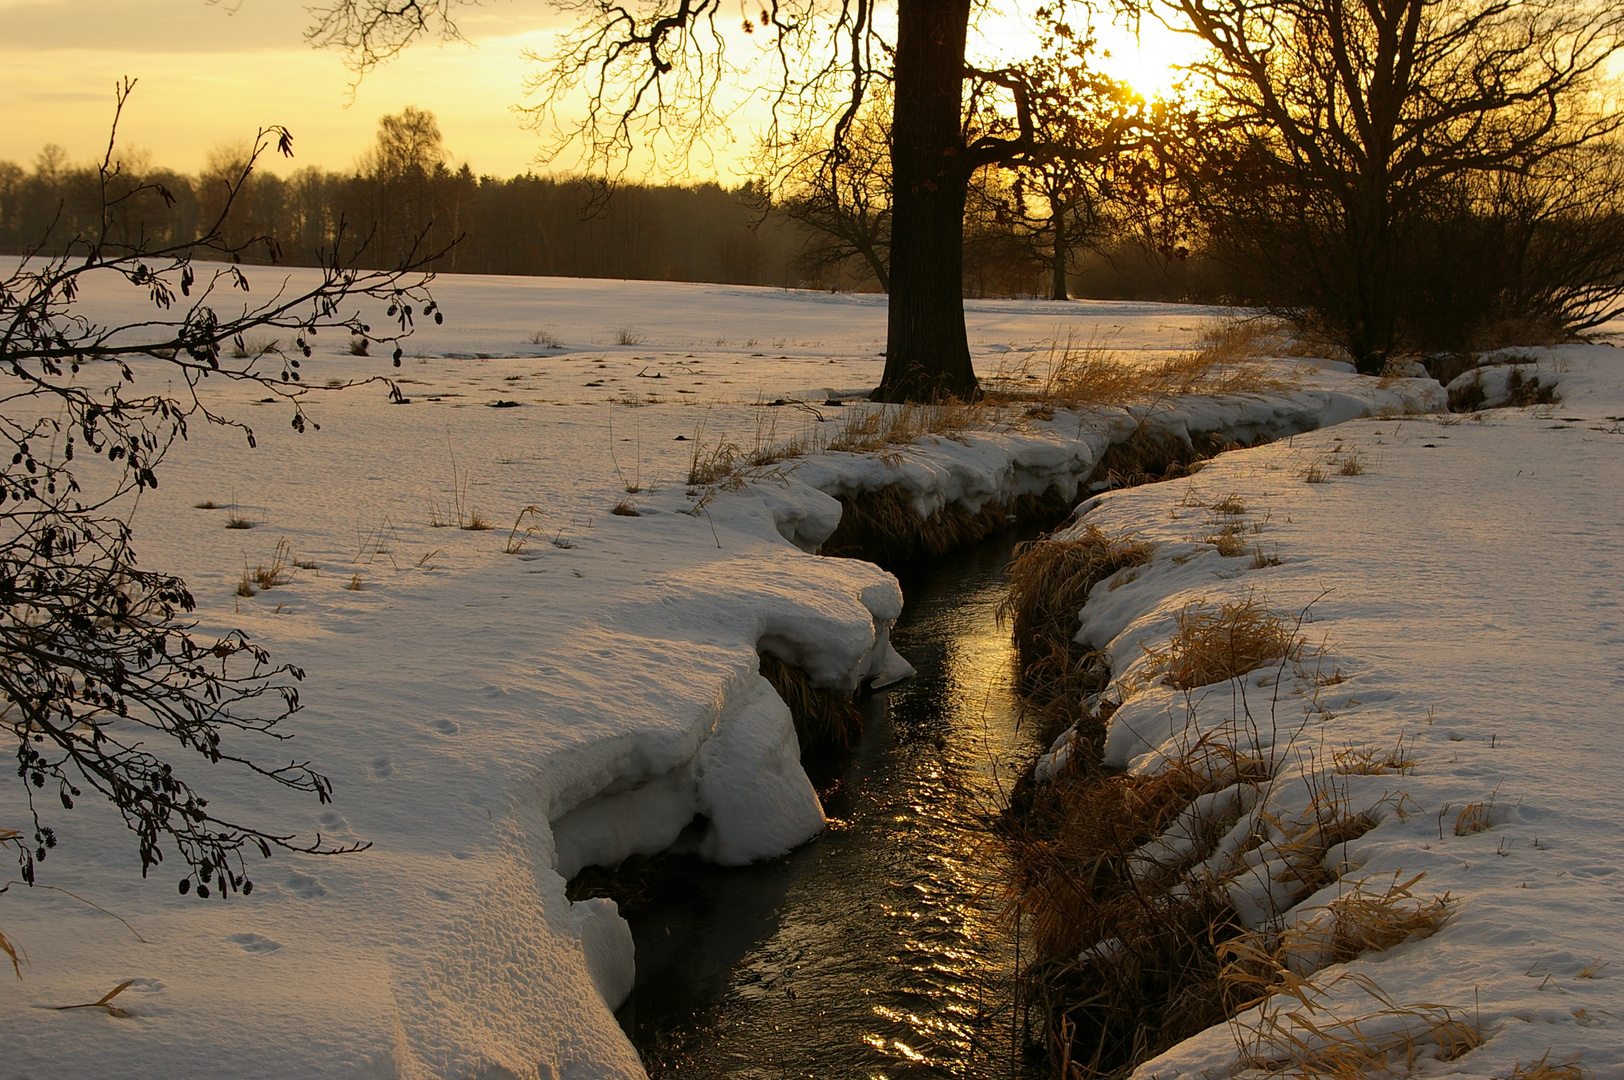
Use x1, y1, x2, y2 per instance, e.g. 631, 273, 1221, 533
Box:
609, 532, 1045, 1079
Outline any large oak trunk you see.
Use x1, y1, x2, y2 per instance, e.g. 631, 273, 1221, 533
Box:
875, 0, 979, 402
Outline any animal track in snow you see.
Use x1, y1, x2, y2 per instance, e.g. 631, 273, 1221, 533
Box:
227, 933, 282, 953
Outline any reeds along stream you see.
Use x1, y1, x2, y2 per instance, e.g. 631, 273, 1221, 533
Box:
603, 532, 1047, 1078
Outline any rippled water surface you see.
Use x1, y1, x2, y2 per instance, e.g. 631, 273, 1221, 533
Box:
615, 534, 1042, 1079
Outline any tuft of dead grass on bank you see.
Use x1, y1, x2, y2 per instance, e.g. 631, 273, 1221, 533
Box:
823, 398, 998, 455
758, 653, 861, 751
999, 526, 1154, 738
1221, 873, 1449, 991
987, 324, 1295, 420
1142, 596, 1303, 690
1334, 736, 1416, 776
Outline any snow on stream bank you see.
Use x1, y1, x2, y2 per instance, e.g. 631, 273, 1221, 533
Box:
3, 267, 1450, 1078
1039, 346, 1624, 1078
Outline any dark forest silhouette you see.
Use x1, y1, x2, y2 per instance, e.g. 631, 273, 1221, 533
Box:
0, 109, 1210, 303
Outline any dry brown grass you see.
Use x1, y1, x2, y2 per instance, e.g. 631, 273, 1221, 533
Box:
1202, 522, 1250, 557
823, 398, 997, 454
758, 653, 861, 751
999, 526, 1155, 729
345, 573, 363, 591
1304, 877, 1447, 962
1234, 989, 1481, 1079
0, 923, 19, 978
1334, 738, 1416, 776
249, 539, 291, 591
460, 512, 493, 532
1454, 800, 1495, 836
680, 323, 1291, 507
1222, 874, 1448, 996
503, 505, 545, 554
987, 325, 1293, 418
52, 979, 136, 1017
1251, 544, 1284, 568
1194, 317, 1293, 363
686, 433, 754, 488
1336, 450, 1368, 476
1006, 751, 1261, 1075
1005, 727, 1409, 1076
685, 399, 1002, 493
1222, 877, 1468, 1074
1143, 596, 1302, 690
610, 498, 640, 517
1007, 709, 1443, 1080
1503, 1051, 1590, 1080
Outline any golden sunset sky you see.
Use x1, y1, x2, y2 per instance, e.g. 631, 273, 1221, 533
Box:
0, 0, 1201, 181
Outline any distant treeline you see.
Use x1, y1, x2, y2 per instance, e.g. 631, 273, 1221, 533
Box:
0, 152, 817, 287
0, 107, 1205, 300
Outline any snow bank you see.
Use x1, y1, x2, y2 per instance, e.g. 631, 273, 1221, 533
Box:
790, 362, 1444, 520
1039, 343, 1624, 1078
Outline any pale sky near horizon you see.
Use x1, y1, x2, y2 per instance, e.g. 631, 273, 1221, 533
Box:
0, 0, 1201, 182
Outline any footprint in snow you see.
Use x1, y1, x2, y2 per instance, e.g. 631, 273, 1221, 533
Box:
371, 755, 394, 778
226, 933, 282, 953
431, 717, 459, 736
285, 872, 328, 899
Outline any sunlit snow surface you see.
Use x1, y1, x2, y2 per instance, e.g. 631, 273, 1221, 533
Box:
0, 265, 1525, 1080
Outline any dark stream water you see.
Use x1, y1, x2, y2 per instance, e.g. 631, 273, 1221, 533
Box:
612, 533, 1043, 1079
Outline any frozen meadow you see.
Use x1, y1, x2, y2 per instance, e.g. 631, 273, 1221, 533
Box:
0, 268, 1618, 1080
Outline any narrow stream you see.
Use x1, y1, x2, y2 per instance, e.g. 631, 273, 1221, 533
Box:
611, 532, 1043, 1079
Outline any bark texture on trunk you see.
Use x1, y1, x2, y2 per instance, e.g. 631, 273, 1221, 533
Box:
874, 0, 979, 402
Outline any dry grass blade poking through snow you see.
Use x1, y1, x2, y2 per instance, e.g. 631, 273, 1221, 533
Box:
1229, 971, 1480, 1079
503, 506, 546, 554
1502, 1051, 1590, 1080
52, 980, 136, 1017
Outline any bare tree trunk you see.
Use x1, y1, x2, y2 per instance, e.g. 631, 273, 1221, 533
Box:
1050, 193, 1070, 301
875, 0, 979, 402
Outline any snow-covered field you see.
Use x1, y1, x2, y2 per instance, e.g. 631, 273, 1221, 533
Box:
1, 267, 1609, 1079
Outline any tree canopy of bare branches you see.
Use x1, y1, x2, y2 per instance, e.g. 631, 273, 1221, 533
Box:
1165, 0, 1624, 367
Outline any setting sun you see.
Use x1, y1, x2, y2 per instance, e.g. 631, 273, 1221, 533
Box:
969, 7, 1206, 102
